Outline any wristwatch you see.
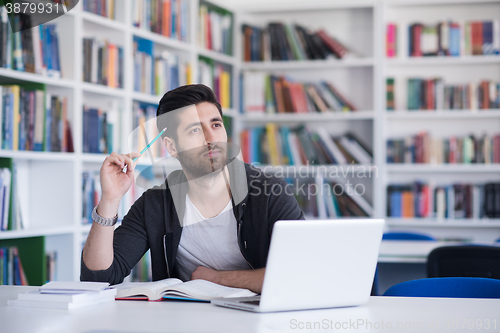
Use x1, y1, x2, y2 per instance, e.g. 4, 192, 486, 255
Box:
92, 206, 118, 226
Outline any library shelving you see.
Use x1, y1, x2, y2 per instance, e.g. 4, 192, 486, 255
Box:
2, 0, 500, 285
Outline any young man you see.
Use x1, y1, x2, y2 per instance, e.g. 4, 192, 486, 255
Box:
81, 84, 304, 293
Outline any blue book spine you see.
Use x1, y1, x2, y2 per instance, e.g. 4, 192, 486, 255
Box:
3, 93, 12, 150
89, 108, 99, 153
449, 26, 460, 56
2, 248, 8, 284
253, 127, 262, 164
97, 111, 103, 153
483, 21, 494, 55
44, 26, 52, 71
390, 191, 402, 217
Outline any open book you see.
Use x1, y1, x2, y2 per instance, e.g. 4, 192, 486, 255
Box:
112, 278, 256, 302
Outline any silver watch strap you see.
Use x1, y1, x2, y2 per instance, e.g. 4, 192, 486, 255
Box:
92, 206, 118, 226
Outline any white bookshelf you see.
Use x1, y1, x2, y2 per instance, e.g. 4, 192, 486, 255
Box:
1, 0, 500, 284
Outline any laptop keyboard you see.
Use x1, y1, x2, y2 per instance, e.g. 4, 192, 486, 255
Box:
241, 300, 260, 306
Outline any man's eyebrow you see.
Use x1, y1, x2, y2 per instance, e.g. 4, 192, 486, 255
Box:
184, 117, 223, 131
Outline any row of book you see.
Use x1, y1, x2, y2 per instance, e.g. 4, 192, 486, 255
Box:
0, 168, 12, 231
387, 182, 500, 219
198, 2, 232, 55
82, 38, 124, 88
131, 251, 153, 282
0, 10, 62, 77
132, 0, 189, 42
46, 251, 57, 282
0, 247, 28, 285
242, 73, 357, 114
198, 58, 231, 109
133, 38, 191, 96
241, 125, 372, 166
82, 170, 147, 224
83, 0, 115, 19
242, 22, 352, 62
402, 20, 500, 57
132, 101, 168, 160
386, 133, 500, 164
1, 85, 74, 152
82, 105, 118, 154
406, 78, 500, 111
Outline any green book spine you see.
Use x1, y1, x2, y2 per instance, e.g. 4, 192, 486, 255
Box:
0, 236, 46, 286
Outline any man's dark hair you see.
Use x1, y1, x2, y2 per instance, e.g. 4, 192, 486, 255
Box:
156, 84, 223, 142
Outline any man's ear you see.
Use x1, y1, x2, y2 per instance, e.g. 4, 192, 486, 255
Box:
163, 137, 178, 158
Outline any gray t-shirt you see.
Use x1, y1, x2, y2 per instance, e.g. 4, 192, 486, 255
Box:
176, 195, 250, 281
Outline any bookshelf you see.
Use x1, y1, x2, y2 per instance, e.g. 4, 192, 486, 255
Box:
1, 0, 500, 284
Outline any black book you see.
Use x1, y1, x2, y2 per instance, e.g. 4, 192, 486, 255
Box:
268, 24, 281, 61
484, 183, 496, 218
293, 25, 314, 59
495, 184, 500, 218
277, 23, 294, 60
296, 25, 322, 59
310, 33, 330, 59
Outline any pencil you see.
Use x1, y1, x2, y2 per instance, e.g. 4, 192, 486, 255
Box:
122, 127, 167, 172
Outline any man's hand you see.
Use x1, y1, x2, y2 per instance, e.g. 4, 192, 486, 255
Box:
191, 266, 265, 294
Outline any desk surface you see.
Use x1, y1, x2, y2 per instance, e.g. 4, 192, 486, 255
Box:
1, 286, 499, 333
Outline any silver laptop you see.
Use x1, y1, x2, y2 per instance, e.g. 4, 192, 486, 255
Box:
212, 219, 384, 312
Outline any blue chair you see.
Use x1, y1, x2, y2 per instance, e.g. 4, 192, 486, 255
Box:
383, 277, 500, 298
382, 232, 435, 241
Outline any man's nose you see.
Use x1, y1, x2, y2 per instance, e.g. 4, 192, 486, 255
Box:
203, 126, 217, 145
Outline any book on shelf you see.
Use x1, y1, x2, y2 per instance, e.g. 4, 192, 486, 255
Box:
386, 132, 500, 164
112, 278, 256, 302
132, 0, 190, 42
0, 10, 62, 77
8, 281, 116, 309
198, 57, 231, 109
386, 23, 397, 57
133, 37, 191, 96
405, 78, 500, 111
82, 38, 124, 88
82, 103, 119, 154
199, 1, 233, 55
322, 179, 373, 218
242, 22, 354, 62
83, 0, 116, 20
46, 251, 57, 282
132, 101, 169, 160
241, 73, 357, 114
240, 125, 372, 166
0, 158, 26, 231
402, 20, 500, 57
386, 78, 395, 110
0, 236, 46, 286
387, 181, 500, 219
130, 251, 152, 282
1, 83, 72, 153
0, 246, 28, 285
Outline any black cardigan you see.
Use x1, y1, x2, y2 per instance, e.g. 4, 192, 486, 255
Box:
80, 160, 305, 284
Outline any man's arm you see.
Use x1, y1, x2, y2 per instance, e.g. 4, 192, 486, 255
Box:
191, 266, 265, 294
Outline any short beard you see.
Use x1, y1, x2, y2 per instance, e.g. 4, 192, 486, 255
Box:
176, 143, 228, 181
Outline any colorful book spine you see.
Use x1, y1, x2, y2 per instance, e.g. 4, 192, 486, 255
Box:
83, 0, 115, 19
82, 38, 124, 88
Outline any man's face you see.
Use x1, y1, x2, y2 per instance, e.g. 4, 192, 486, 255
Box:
164, 102, 228, 179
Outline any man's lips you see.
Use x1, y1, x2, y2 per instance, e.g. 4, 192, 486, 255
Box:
203, 150, 221, 158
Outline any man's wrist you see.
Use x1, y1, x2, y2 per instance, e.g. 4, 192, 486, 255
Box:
96, 198, 121, 218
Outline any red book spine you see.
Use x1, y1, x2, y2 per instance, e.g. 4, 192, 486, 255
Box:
317, 30, 347, 58
471, 22, 483, 55
413, 24, 423, 57
481, 81, 490, 109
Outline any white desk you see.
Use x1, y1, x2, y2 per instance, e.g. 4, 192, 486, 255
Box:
1, 286, 499, 333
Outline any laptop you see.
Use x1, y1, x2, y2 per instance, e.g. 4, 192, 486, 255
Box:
211, 219, 384, 312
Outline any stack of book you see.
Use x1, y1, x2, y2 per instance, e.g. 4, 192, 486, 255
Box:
82, 38, 124, 88
386, 132, 500, 164
132, 0, 190, 42
403, 20, 500, 57
83, 0, 115, 19
198, 1, 233, 55
0, 246, 28, 285
0, 11, 62, 77
242, 23, 352, 62
1, 85, 73, 152
240, 125, 372, 166
198, 58, 231, 109
387, 181, 500, 219
82, 104, 119, 154
8, 281, 116, 309
406, 78, 500, 110
242, 73, 357, 113
133, 38, 191, 96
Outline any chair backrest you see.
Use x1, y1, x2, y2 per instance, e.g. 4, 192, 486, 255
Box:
382, 232, 435, 241
383, 277, 500, 298
427, 245, 500, 279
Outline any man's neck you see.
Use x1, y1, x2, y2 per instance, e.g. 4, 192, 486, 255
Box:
185, 167, 232, 218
